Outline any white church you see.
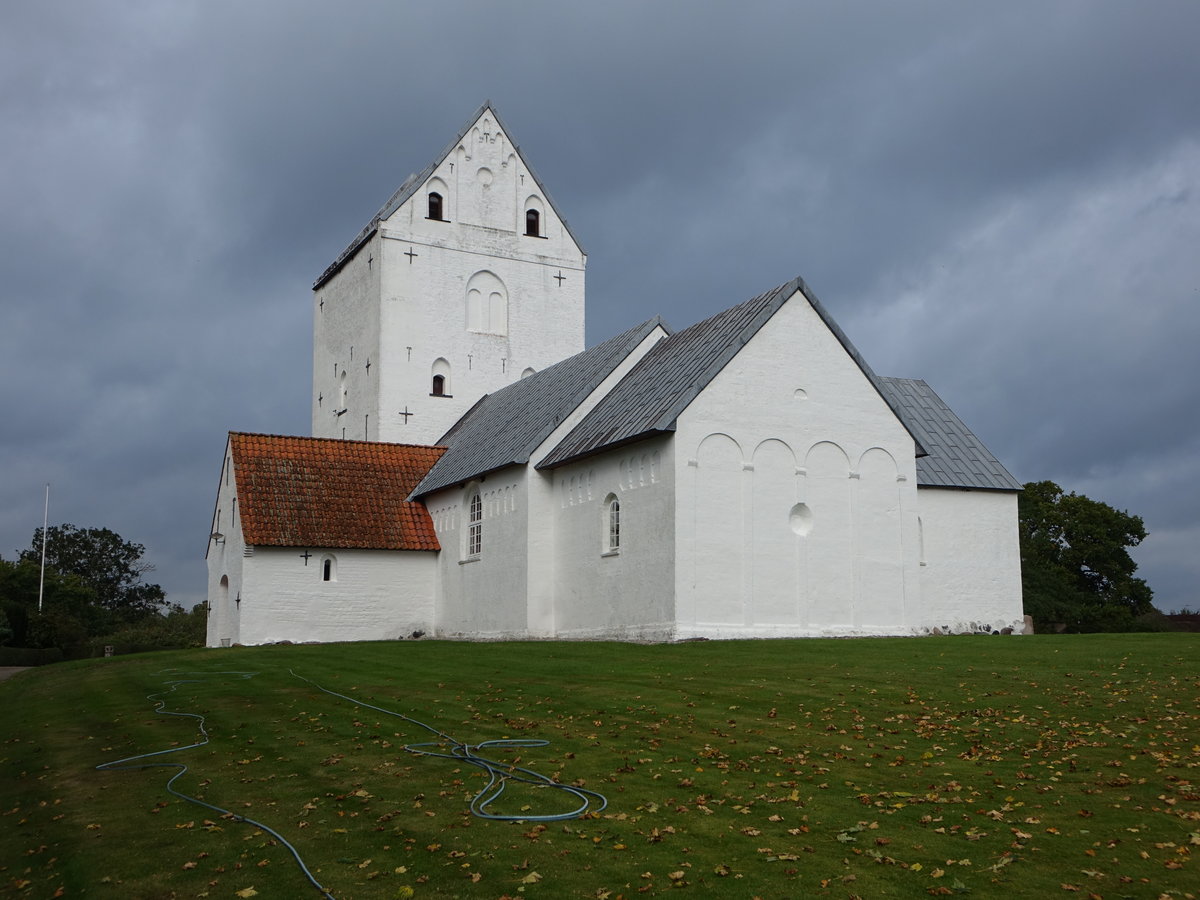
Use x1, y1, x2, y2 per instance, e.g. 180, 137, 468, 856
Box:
206, 102, 1025, 647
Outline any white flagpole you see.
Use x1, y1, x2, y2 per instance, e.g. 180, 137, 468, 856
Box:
38, 483, 49, 612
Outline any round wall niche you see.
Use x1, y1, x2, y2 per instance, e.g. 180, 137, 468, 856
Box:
477, 167, 493, 186
794, 388, 808, 401
789, 502, 814, 536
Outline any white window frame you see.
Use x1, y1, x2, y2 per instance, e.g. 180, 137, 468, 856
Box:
603, 493, 620, 556
465, 488, 483, 559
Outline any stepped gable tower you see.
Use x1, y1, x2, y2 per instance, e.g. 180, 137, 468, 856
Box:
311, 102, 586, 445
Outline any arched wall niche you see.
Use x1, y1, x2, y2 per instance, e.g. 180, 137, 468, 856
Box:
465, 270, 508, 335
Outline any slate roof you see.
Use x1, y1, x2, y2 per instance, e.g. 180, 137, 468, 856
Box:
411, 317, 667, 498
537, 276, 926, 469
313, 101, 582, 290
875, 378, 1021, 491
229, 433, 446, 550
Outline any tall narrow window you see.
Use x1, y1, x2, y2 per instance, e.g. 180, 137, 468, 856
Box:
432, 374, 445, 396
606, 495, 621, 553
467, 490, 483, 556
428, 192, 444, 221
321, 555, 336, 582
525, 208, 540, 237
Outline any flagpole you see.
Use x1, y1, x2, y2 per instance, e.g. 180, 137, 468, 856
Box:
38, 483, 49, 612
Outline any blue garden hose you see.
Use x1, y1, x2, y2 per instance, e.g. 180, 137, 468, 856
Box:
95, 671, 335, 899
290, 669, 608, 822
96, 667, 607, 898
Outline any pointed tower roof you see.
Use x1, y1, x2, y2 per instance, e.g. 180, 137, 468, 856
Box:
314, 101, 582, 289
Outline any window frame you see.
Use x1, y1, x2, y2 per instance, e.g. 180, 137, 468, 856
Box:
525, 208, 541, 237
427, 191, 446, 221
603, 494, 621, 556
466, 489, 482, 559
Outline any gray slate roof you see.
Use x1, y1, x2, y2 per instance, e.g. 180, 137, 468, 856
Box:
537, 276, 926, 469
411, 316, 666, 498
313, 101, 583, 290
876, 377, 1021, 491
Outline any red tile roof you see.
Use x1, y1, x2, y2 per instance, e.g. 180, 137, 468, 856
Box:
229, 433, 446, 551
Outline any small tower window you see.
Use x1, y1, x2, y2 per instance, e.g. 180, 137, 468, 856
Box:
525, 208, 540, 237
321, 555, 337, 582
431, 358, 451, 396
428, 192, 444, 221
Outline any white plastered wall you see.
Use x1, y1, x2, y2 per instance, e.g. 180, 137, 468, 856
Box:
424, 471, 530, 638
549, 436, 677, 640
916, 487, 1025, 633
312, 233, 382, 441
673, 292, 923, 638
233, 547, 436, 645
313, 108, 586, 447
205, 439, 244, 647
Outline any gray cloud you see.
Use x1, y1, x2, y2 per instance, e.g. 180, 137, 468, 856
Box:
3, 0, 1197, 613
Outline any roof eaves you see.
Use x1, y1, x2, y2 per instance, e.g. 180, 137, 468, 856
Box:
536, 425, 676, 471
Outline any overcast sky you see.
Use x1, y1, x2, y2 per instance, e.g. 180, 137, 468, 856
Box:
3, 1, 1197, 615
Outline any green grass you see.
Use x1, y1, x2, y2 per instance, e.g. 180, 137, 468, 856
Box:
2, 635, 1197, 899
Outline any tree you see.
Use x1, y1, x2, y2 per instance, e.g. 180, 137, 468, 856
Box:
17, 524, 167, 626
1019, 480, 1154, 632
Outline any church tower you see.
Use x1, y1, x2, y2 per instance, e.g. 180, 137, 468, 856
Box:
311, 103, 586, 445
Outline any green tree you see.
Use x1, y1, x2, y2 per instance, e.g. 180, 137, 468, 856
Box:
18, 524, 167, 626
1, 553, 112, 648
1019, 480, 1154, 632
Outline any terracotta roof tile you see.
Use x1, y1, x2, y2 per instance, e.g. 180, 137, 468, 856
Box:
229, 433, 446, 551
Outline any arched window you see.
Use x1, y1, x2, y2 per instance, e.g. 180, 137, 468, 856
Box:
428, 192, 444, 221
467, 489, 483, 557
321, 555, 337, 582
431, 358, 451, 396
525, 208, 540, 237
605, 494, 621, 553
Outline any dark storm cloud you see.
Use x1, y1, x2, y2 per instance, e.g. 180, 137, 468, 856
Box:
2, 0, 1197, 612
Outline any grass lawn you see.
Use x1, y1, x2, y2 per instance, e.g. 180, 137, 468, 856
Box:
2, 634, 1197, 899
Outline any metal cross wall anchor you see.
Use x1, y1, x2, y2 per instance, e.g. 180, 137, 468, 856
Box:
300, 550, 313, 565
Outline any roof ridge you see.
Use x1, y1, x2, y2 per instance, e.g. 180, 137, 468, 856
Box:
229, 430, 446, 451
536, 279, 800, 468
